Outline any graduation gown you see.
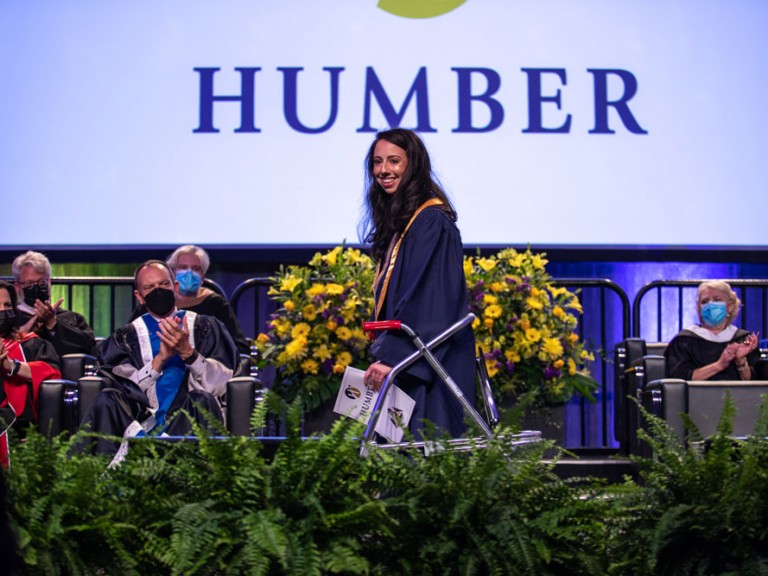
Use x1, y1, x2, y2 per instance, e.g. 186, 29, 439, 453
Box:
665, 326, 761, 381
78, 310, 237, 455
371, 205, 476, 439
16, 306, 96, 356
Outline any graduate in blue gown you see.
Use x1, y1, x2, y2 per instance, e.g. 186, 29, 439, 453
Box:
359, 128, 476, 440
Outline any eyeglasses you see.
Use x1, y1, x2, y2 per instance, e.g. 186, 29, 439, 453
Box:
18, 279, 49, 290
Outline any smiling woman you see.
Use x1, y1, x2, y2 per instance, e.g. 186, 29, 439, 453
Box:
358, 128, 476, 440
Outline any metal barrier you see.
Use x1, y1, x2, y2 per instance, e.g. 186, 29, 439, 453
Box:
553, 279, 630, 448
632, 279, 768, 342
230, 277, 275, 342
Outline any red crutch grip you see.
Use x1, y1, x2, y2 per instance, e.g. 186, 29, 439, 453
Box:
362, 320, 402, 332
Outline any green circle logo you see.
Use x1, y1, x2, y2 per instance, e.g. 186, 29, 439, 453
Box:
377, 0, 467, 19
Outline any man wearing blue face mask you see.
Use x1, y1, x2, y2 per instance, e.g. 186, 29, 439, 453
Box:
665, 280, 760, 381
129, 245, 249, 355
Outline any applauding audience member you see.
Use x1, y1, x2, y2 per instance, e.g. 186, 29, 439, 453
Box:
130, 245, 250, 355
665, 280, 760, 381
12, 251, 96, 356
78, 260, 237, 457
0, 280, 61, 467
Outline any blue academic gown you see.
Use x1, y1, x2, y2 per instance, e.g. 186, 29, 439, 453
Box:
371, 206, 476, 439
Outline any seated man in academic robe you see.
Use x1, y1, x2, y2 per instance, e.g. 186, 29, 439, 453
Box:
12, 250, 97, 357
77, 260, 237, 456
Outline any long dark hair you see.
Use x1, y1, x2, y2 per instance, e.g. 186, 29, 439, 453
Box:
358, 129, 457, 263
0, 280, 20, 340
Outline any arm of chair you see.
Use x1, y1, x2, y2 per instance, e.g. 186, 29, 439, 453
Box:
76, 376, 107, 425
613, 338, 647, 452
38, 379, 77, 437
226, 376, 263, 437
60, 353, 97, 383
641, 378, 688, 444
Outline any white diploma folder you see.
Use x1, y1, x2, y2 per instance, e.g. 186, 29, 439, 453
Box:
333, 366, 415, 443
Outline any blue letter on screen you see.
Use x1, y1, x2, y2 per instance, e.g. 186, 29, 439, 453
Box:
358, 67, 436, 133
452, 68, 504, 133
193, 67, 261, 133
588, 69, 648, 134
521, 68, 571, 134
280, 67, 345, 134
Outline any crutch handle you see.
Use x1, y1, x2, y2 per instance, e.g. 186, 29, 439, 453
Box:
363, 320, 402, 332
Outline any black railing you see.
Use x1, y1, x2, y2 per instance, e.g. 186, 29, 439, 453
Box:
633, 279, 768, 342
552, 279, 630, 448
1, 276, 226, 338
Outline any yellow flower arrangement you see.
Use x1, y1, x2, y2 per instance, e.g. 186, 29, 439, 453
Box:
257, 245, 596, 413
254, 246, 376, 411
465, 247, 597, 405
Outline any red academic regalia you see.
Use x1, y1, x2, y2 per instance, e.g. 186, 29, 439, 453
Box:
0, 333, 62, 467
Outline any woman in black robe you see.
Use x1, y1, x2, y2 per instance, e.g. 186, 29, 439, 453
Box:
359, 129, 476, 439
665, 280, 760, 381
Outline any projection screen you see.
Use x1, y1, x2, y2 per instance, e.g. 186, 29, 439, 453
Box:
1, 0, 766, 248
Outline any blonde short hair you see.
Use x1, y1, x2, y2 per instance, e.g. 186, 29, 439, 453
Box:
697, 280, 741, 323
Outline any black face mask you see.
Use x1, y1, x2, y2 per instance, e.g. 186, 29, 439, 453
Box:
143, 287, 176, 317
0, 310, 16, 337
23, 285, 49, 307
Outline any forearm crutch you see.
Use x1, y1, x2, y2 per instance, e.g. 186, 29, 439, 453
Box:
360, 313, 493, 455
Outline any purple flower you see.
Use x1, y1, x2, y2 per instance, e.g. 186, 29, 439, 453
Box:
543, 366, 561, 379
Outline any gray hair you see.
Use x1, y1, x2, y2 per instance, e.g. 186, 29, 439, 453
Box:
167, 245, 210, 275
12, 250, 52, 280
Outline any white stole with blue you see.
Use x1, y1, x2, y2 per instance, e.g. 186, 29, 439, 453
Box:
131, 310, 197, 433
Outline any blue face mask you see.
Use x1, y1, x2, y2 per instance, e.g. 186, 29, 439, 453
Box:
176, 269, 202, 296
701, 301, 728, 327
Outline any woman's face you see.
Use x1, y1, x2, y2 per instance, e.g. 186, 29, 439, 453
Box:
698, 287, 734, 322
175, 253, 205, 278
372, 139, 408, 195
0, 288, 12, 312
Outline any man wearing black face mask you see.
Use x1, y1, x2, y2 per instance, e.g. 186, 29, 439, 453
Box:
12, 251, 96, 357
77, 260, 238, 458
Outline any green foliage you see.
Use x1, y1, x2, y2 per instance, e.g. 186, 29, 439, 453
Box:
6, 392, 768, 574
627, 394, 768, 575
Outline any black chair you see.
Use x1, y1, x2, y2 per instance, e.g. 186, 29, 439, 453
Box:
60, 353, 97, 384
38, 353, 98, 437
74, 374, 264, 437
613, 338, 647, 453
226, 376, 264, 436
643, 378, 768, 449
621, 352, 667, 456
38, 380, 74, 437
